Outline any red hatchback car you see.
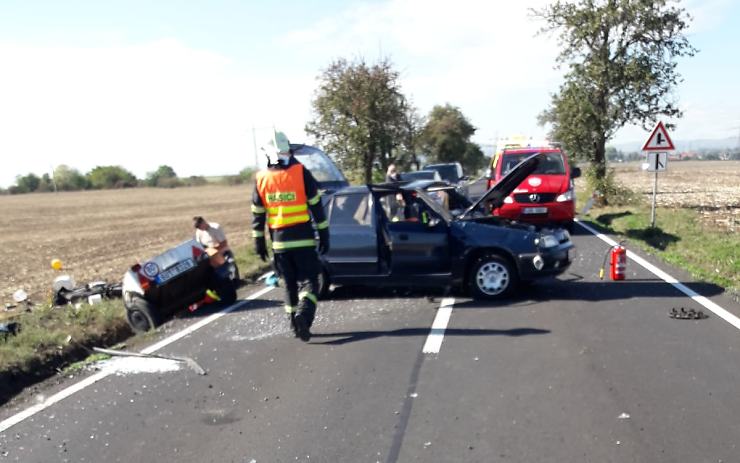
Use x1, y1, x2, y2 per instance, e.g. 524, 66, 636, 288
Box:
487, 147, 581, 232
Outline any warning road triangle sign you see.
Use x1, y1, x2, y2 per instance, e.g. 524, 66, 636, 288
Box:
642, 121, 675, 151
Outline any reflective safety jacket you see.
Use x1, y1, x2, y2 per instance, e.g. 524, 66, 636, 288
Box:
251, 157, 328, 252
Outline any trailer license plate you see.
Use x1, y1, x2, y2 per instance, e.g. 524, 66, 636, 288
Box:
158, 258, 195, 283
523, 207, 547, 214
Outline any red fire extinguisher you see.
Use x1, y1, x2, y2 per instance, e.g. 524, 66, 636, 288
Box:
600, 241, 627, 281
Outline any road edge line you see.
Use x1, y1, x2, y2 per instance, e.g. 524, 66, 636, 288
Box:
0, 285, 275, 434
575, 219, 740, 331
422, 297, 455, 354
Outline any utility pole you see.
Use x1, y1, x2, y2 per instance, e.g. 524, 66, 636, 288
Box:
251, 126, 259, 168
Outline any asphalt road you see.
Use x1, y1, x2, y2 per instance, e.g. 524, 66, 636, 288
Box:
1, 222, 739, 462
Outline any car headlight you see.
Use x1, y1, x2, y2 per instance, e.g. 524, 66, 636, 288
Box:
556, 189, 574, 202
539, 234, 559, 248
503, 196, 514, 204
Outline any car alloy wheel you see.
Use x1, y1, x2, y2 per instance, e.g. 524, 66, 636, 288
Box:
476, 261, 510, 296
469, 254, 518, 299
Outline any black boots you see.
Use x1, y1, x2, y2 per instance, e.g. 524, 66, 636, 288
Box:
292, 313, 311, 342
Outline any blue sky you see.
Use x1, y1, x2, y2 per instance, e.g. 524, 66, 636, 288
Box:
0, 0, 737, 187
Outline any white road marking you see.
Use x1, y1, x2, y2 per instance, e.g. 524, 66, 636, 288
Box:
576, 219, 740, 331
422, 297, 455, 354
0, 285, 275, 434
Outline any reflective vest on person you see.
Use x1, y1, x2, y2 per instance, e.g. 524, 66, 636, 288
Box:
256, 164, 310, 230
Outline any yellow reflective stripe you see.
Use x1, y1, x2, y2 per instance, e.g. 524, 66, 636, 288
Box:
266, 204, 308, 215
252, 230, 264, 238
299, 291, 317, 305
284, 305, 296, 314
272, 239, 316, 250
268, 214, 310, 227
307, 193, 321, 206
316, 220, 329, 230
251, 204, 266, 214
205, 289, 221, 302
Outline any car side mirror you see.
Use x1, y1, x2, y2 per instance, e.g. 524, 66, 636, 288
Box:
571, 167, 581, 179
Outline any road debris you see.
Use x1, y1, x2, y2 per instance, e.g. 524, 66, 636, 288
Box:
52, 275, 122, 307
92, 347, 206, 375
12, 289, 27, 303
669, 307, 708, 320
0, 322, 21, 341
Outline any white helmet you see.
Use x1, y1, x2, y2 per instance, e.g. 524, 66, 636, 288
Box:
261, 130, 292, 166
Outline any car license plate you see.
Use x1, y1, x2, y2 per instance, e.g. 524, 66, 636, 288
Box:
523, 207, 547, 214
158, 258, 195, 283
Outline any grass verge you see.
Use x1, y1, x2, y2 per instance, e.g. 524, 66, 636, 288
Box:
1, 244, 267, 405
577, 189, 739, 300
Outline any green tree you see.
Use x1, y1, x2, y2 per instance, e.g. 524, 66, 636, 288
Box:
37, 173, 55, 192
86, 165, 138, 189
53, 165, 89, 191
13, 173, 41, 193
417, 104, 486, 174
534, 0, 696, 201
145, 165, 179, 187
306, 57, 418, 183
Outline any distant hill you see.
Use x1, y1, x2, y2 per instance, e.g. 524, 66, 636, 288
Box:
611, 136, 738, 153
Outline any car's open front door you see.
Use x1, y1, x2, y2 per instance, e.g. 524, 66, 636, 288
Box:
383, 194, 450, 276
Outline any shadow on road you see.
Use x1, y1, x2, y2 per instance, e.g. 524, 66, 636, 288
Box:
451, 278, 725, 309
312, 327, 550, 345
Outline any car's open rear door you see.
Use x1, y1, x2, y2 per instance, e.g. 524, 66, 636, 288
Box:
324, 191, 379, 276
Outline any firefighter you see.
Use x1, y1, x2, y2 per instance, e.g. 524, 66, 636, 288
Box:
252, 131, 329, 342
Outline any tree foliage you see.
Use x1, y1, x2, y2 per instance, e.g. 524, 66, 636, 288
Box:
417, 104, 486, 174
13, 173, 41, 194
145, 165, 179, 187
86, 165, 138, 189
53, 165, 89, 191
535, 0, 696, 199
306, 57, 418, 183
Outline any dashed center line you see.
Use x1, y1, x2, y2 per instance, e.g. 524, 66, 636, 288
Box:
422, 297, 455, 354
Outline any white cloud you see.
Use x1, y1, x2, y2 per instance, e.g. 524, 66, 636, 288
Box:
284, 0, 561, 144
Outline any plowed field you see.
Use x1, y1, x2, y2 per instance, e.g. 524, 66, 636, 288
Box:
1, 185, 252, 309
612, 160, 740, 231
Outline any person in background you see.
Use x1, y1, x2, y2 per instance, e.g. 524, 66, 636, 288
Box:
386, 164, 401, 183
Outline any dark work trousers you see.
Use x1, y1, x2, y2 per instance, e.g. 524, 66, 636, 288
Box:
273, 247, 320, 327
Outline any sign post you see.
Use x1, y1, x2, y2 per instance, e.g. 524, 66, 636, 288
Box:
642, 122, 675, 228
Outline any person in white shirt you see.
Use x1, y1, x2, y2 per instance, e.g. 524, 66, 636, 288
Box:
193, 216, 238, 279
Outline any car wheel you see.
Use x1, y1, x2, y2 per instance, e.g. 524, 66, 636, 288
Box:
317, 268, 331, 300
469, 254, 518, 300
564, 220, 575, 234
126, 297, 160, 333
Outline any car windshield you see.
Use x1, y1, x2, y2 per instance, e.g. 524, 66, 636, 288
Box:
424, 165, 459, 182
293, 146, 346, 183
501, 152, 565, 175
